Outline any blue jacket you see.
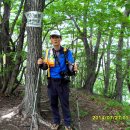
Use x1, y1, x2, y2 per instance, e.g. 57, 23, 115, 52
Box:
44, 46, 74, 78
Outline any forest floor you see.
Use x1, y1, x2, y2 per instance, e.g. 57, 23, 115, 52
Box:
0, 86, 130, 130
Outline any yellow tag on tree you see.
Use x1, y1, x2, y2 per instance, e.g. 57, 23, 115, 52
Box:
3, 54, 6, 65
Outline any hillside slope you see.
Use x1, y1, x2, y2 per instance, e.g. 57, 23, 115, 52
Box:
0, 87, 129, 130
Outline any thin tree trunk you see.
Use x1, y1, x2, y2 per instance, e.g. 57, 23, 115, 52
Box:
5, 0, 26, 95
115, 23, 124, 102
126, 38, 130, 93
126, 60, 130, 93
115, 2, 130, 102
1, 1, 12, 93
104, 33, 113, 96
0, 1, 2, 89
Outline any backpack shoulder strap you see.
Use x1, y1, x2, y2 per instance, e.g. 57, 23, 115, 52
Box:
63, 47, 67, 52
44, 49, 49, 63
44, 49, 51, 78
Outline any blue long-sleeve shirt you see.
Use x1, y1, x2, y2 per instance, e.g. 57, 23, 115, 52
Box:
42, 46, 74, 78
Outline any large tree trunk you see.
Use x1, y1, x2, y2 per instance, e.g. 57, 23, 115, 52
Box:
71, 9, 102, 93
24, 0, 44, 116
84, 29, 102, 94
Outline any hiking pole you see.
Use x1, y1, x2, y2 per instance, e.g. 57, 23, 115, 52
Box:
30, 68, 41, 130
73, 62, 81, 130
76, 92, 81, 130
71, 62, 81, 130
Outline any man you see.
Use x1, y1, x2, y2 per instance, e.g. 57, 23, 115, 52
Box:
37, 30, 78, 130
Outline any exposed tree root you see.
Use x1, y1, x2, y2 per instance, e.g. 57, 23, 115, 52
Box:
37, 114, 51, 127
0, 99, 52, 130
0, 99, 24, 120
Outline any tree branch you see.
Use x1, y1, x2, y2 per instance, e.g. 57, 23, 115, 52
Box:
44, 0, 55, 9
13, 66, 26, 92
10, 0, 25, 36
94, 28, 102, 56
42, 28, 52, 43
70, 16, 82, 34
95, 51, 104, 78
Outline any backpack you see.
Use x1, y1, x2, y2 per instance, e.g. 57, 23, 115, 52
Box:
62, 48, 75, 76
45, 47, 75, 78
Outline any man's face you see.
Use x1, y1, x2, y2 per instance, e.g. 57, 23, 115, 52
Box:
50, 35, 61, 46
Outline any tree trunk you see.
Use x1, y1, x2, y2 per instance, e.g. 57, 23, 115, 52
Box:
5, 1, 26, 95
0, 1, 2, 89
1, 1, 12, 93
126, 38, 130, 93
104, 33, 113, 96
72, 13, 102, 93
24, 0, 44, 116
127, 59, 130, 93
115, 23, 125, 102
84, 29, 102, 94
115, 2, 130, 102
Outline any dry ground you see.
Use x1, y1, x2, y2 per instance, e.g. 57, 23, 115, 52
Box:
0, 86, 129, 130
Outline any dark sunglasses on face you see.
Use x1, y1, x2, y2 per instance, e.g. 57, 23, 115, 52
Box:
51, 35, 61, 39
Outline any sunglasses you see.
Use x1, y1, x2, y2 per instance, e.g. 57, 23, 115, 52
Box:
51, 35, 61, 39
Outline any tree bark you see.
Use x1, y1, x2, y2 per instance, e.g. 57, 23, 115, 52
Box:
1, 1, 12, 93
0, 1, 2, 89
71, 6, 102, 93
115, 23, 124, 102
126, 38, 130, 93
115, 1, 130, 102
84, 28, 102, 94
24, 0, 44, 116
104, 33, 113, 96
126, 59, 130, 93
5, 0, 26, 95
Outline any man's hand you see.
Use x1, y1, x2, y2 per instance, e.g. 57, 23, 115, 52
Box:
37, 58, 48, 70
37, 58, 43, 65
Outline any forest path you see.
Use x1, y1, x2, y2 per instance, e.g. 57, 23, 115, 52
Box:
0, 87, 128, 130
